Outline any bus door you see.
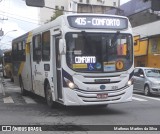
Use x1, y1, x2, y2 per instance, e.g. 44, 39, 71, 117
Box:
53, 35, 63, 101
31, 34, 43, 96
25, 42, 33, 92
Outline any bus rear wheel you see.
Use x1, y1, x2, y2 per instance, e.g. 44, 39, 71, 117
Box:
19, 77, 26, 96
45, 83, 54, 108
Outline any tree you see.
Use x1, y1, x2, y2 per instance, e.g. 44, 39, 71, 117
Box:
47, 9, 63, 23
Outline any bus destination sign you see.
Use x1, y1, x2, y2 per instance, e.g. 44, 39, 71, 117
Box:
67, 16, 128, 30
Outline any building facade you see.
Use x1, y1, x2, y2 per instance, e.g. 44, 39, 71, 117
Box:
38, 0, 120, 24
118, 0, 160, 68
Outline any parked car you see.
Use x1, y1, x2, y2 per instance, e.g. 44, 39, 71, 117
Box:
133, 67, 160, 96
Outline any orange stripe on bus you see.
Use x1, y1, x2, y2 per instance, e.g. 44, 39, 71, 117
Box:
18, 62, 25, 75
25, 32, 32, 54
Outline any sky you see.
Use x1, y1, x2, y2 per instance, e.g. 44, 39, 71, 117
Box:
0, 0, 130, 50
120, 0, 130, 5
0, 0, 39, 50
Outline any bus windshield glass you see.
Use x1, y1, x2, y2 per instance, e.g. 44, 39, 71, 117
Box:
66, 32, 133, 73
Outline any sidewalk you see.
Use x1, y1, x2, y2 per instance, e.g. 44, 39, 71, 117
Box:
0, 74, 5, 96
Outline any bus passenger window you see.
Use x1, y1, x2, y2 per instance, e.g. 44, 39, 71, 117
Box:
42, 31, 50, 61
22, 41, 26, 61
12, 43, 18, 61
33, 34, 42, 61
17, 42, 23, 61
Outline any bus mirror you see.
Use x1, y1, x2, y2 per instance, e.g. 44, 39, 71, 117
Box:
25, 0, 45, 7
59, 39, 66, 54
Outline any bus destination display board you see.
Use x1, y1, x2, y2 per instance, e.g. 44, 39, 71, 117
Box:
67, 16, 128, 30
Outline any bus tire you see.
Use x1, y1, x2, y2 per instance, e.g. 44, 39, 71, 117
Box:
19, 77, 26, 96
45, 83, 54, 108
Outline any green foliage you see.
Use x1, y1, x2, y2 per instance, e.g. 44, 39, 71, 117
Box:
47, 10, 63, 22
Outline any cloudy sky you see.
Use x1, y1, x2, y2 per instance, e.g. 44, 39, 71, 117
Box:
120, 0, 130, 5
0, 0, 39, 50
0, 0, 130, 50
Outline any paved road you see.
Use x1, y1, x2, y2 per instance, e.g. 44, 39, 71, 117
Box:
0, 78, 160, 133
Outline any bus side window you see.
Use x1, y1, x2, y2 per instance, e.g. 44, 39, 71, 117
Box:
12, 43, 18, 61
33, 34, 42, 61
22, 41, 26, 61
42, 31, 50, 61
17, 42, 23, 61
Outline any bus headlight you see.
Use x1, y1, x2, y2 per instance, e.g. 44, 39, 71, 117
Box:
64, 78, 78, 89
127, 80, 132, 86
67, 81, 78, 89
68, 81, 75, 89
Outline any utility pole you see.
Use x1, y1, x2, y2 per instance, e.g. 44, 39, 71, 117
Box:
0, 29, 4, 36
0, 18, 8, 21
0, 18, 8, 36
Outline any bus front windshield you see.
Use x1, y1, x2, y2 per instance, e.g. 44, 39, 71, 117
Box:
66, 32, 133, 73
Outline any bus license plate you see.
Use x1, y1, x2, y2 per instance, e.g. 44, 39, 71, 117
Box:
97, 94, 108, 99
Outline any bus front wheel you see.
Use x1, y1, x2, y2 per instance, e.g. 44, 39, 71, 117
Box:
45, 83, 54, 108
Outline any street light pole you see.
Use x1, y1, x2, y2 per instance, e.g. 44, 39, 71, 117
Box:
0, 30, 17, 42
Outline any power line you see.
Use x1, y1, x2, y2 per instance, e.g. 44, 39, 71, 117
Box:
0, 35, 15, 39
0, 18, 8, 20
0, 10, 40, 23
0, 13, 41, 25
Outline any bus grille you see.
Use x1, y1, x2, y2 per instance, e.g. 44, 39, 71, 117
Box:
74, 88, 126, 103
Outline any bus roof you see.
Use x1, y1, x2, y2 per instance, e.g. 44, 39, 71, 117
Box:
12, 13, 130, 43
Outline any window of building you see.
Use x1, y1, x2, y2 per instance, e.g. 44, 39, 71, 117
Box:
42, 31, 50, 61
55, 6, 59, 9
61, 6, 64, 10
79, 0, 83, 2
113, 2, 116, 6
86, 0, 90, 3
33, 34, 41, 61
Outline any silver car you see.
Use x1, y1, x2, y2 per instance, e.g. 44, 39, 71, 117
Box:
133, 67, 160, 96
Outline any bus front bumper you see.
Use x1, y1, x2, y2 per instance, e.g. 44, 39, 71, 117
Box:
63, 85, 133, 106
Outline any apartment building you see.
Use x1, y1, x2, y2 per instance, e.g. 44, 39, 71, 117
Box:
119, 0, 160, 68
38, 0, 120, 24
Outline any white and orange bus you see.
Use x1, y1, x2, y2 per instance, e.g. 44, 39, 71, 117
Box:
12, 14, 134, 107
